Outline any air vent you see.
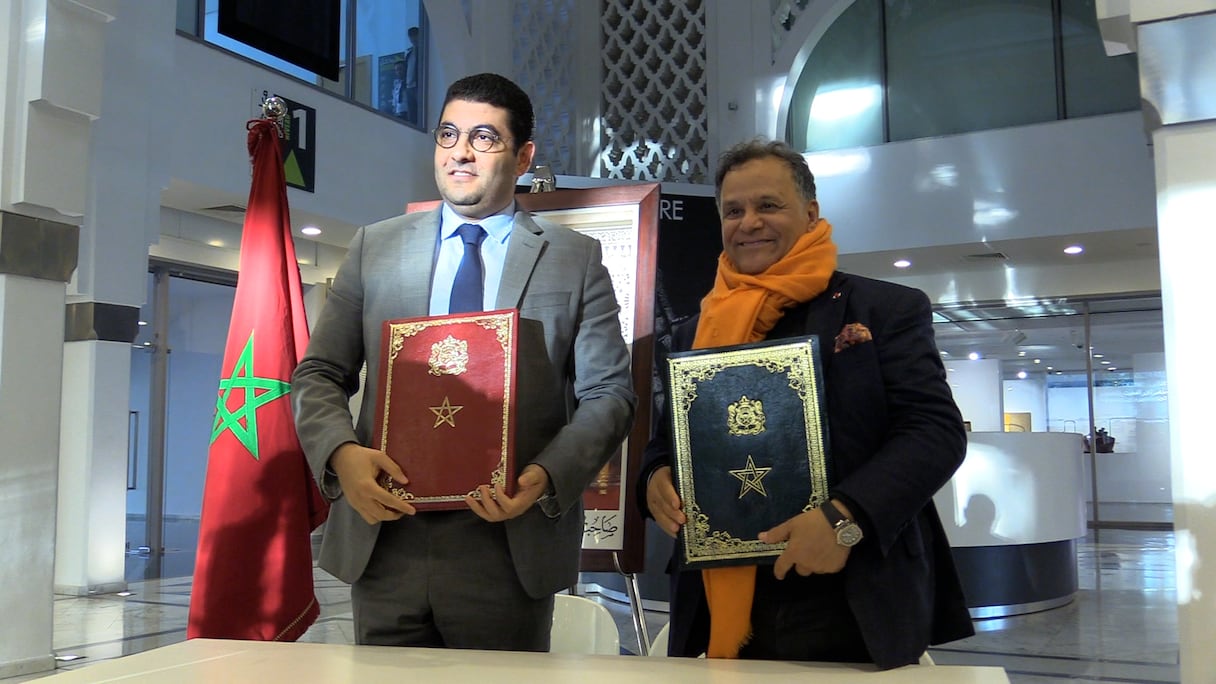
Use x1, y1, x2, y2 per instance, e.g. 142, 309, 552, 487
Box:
963, 252, 1008, 261
201, 204, 246, 213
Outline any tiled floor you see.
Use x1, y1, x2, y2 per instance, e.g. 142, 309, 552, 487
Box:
3, 529, 1179, 683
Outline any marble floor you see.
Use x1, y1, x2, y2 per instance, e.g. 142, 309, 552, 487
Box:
3, 528, 1179, 683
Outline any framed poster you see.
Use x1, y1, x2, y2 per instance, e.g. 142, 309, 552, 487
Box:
408, 183, 659, 573
378, 52, 406, 118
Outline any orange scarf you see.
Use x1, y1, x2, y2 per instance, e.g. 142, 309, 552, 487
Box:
694, 217, 837, 658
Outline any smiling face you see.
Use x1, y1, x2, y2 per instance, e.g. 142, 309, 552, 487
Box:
433, 99, 535, 220
718, 156, 819, 275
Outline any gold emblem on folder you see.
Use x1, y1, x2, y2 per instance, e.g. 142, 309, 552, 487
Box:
428, 335, 469, 376
429, 396, 464, 428
729, 455, 772, 499
727, 395, 766, 436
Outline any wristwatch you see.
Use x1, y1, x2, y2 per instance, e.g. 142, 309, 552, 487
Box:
820, 501, 864, 547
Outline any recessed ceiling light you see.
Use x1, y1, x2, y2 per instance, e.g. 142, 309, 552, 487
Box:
1046, 366, 1053, 370
1018, 351, 1026, 357
1064, 244, 1084, 255
968, 352, 980, 361
1033, 358, 1041, 364
137, 320, 148, 326
1100, 360, 1110, 364
893, 259, 911, 269
1017, 370, 1027, 379
1107, 367, 1118, 371
207, 239, 224, 248
301, 225, 322, 236
1093, 353, 1104, 358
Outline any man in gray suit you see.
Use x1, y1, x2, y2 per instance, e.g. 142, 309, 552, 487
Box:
292, 73, 635, 651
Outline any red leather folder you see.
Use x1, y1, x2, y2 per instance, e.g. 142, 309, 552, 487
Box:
372, 309, 518, 510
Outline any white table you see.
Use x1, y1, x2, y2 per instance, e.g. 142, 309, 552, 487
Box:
35, 639, 1010, 683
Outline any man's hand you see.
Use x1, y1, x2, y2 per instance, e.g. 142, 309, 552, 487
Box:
759, 504, 851, 579
467, 463, 549, 522
330, 442, 416, 524
645, 466, 686, 537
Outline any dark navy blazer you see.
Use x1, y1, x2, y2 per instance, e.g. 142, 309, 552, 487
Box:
638, 270, 974, 669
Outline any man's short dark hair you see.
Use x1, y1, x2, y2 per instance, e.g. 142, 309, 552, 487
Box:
714, 139, 817, 207
440, 73, 534, 151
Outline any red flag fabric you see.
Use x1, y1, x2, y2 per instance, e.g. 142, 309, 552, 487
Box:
187, 118, 329, 641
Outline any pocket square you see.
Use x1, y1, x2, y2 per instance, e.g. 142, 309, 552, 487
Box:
834, 322, 872, 353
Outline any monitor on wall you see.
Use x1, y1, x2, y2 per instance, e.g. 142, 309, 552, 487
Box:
218, 0, 341, 80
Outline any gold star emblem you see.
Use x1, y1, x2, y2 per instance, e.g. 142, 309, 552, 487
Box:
429, 396, 464, 428
729, 455, 772, 499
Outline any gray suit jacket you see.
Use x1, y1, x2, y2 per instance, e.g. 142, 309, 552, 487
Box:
292, 207, 636, 598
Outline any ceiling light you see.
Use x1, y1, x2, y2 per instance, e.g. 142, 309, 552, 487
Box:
1018, 351, 1026, 357
893, 259, 911, 269
1101, 360, 1111, 364
1017, 371, 1027, 379
1064, 244, 1084, 255
1033, 358, 1041, 364
301, 226, 322, 236
1093, 353, 1104, 358
207, 239, 224, 248
1108, 367, 1118, 371
137, 320, 148, 326
968, 352, 980, 361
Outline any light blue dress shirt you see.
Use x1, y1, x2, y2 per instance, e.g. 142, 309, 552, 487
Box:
429, 203, 515, 315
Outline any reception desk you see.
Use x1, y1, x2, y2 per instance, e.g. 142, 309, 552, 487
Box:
32, 639, 1011, 683
933, 432, 1087, 618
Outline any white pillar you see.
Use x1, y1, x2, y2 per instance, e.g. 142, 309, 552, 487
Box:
1154, 118, 1216, 684
1, 0, 94, 674
1099, 2, 1216, 680
0, 216, 76, 679
49, 0, 172, 596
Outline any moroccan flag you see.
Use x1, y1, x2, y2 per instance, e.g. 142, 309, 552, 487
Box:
187, 118, 329, 641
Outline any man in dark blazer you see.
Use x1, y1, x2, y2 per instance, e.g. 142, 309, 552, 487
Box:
639, 139, 973, 669
293, 73, 635, 651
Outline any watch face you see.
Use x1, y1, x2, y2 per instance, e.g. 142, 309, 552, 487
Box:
837, 522, 863, 547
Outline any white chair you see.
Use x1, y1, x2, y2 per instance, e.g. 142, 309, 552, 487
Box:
549, 594, 621, 655
647, 622, 670, 657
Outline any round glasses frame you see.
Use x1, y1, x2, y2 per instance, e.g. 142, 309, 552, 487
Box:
432, 125, 510, 153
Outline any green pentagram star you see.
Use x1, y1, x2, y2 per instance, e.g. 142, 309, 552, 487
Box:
210, 331, 291, 460
730, 455, 772, 499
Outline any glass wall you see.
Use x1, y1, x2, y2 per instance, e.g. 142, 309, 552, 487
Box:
178, 0, 429, 131
935, 295, 1170, 530
886, 0, 1057, 141
128, 269, 236, 580
788, 0, 1141, 152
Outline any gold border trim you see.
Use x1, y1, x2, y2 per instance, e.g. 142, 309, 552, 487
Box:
668, 339, 829, 564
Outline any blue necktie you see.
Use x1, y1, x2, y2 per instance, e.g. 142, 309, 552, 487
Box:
449, 223, 487, 314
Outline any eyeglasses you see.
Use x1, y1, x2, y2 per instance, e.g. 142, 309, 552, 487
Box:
433, 125, 510, 153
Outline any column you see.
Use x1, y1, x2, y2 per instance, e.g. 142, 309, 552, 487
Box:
0, 0, 95, 675
54, 0, 174, 596
1098, 2, 1216, 681
0, 214, 77, 678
